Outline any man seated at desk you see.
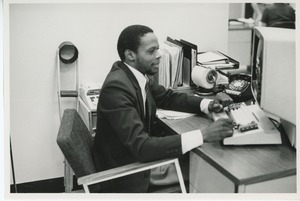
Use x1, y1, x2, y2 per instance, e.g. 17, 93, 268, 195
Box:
92, 24, 234, 193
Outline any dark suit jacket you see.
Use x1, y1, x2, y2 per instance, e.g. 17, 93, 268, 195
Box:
93, 61, 204, 192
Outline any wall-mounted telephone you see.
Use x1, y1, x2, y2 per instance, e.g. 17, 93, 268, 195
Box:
224, 74, 253, 102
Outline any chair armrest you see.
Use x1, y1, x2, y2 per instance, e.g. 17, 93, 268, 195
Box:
77, 158, 177, 186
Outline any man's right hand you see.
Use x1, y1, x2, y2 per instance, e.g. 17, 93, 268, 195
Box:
201, 118, 234, 142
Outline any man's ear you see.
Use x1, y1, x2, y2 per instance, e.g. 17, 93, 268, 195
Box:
124, 49, 135, 61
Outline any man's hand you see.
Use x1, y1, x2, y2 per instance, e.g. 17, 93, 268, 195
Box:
215, 92, 233, 107
201, 118, 234, 142
208, 92, 233, 113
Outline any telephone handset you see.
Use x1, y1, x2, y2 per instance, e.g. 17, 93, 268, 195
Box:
225, 74, 253, 102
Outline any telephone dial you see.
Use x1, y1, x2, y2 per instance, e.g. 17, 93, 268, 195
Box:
224, 73, 253, 102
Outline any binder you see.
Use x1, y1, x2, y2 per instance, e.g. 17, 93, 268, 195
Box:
178, 39, 198, 87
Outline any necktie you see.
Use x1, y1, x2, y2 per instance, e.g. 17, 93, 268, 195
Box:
145, 78, 151, 135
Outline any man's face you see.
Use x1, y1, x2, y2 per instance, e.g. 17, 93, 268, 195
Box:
134, 33, 161, 75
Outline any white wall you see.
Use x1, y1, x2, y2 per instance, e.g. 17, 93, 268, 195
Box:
229, 3, 244, 19
8, 2, 229, 184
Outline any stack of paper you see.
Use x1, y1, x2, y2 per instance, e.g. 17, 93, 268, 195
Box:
197, 51, 228, 64
197, 51, 235, 69
158, 48, 171, 88
156, 109, 195, 120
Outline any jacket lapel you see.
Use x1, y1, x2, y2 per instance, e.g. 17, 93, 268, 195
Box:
114, 61, 145, 118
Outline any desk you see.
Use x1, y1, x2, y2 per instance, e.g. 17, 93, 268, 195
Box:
158, 114, 296, 193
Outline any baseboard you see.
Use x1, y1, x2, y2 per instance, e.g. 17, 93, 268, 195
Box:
10, 176, 83, 193
148, 181, 189, 193
10, 177, 188, 193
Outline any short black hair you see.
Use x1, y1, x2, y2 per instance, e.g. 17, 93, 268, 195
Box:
117, 25, 153, 61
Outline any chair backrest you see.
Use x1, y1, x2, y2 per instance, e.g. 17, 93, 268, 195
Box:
57, 109, 100, 192
270, 21, 295, 29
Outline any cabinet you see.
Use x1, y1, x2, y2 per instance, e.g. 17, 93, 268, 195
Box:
189, 146, 296, 193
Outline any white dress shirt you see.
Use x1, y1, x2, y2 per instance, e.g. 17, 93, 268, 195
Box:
125, 62, 212, 154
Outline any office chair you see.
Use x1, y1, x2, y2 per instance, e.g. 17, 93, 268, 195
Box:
56, 109, 187, 193
269, 21, 295, 29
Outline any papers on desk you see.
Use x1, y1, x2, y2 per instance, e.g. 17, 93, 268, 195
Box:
237, 18, 255, 24
201, 61, 236, 70
156, 109, 195, 120
197, 51, 237, 70
229, 21, 245, 26
197, 51, 229, 65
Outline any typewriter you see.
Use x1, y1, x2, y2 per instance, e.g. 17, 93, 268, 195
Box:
212, 102, 282, 145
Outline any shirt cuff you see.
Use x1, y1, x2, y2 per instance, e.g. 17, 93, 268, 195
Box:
200, 98, 213, 114
181, 130, 203, 154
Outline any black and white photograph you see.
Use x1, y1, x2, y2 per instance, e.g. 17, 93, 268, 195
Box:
2, 0, 298, 200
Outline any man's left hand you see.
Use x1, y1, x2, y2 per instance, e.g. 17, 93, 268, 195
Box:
208, 92, 233, 113
215, 92, 233, 107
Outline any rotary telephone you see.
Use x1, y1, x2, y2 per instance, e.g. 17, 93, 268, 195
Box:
224, 73, 253, 102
